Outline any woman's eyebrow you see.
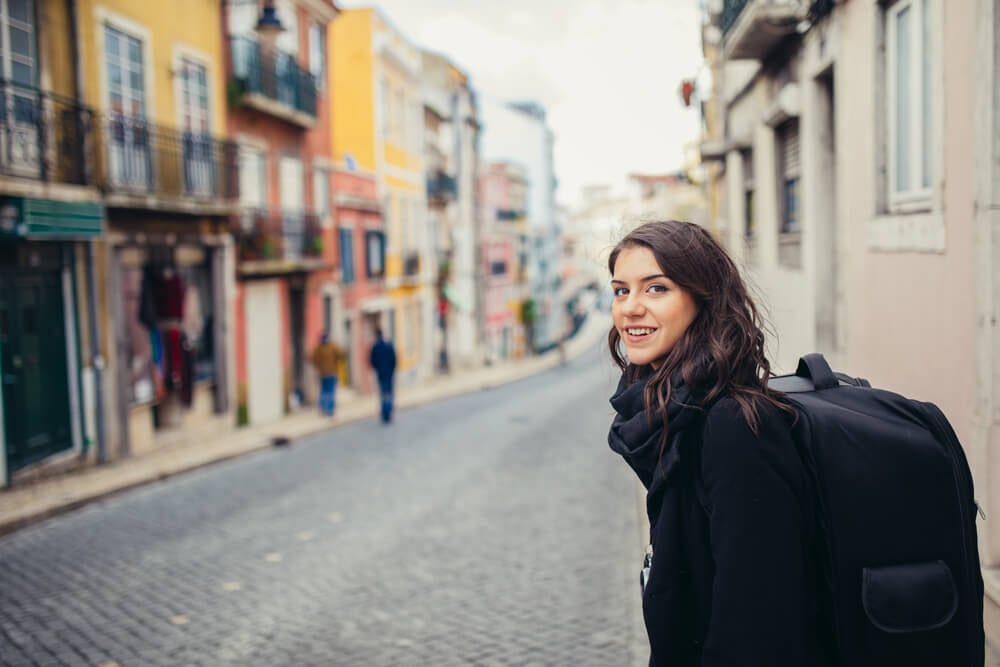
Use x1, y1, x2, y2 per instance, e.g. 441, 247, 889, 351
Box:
610, 274, 667, 284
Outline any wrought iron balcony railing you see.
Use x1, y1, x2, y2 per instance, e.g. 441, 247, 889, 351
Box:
0, 81, 95, 186
235, 209, 324, 264
95, 113, 239, 204
229, 36, 317, 121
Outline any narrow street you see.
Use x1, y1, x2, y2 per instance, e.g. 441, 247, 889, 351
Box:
0, 343, 648, 667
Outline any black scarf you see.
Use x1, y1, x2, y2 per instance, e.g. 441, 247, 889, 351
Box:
609, 369, 712, 665
608, 370, 703, 494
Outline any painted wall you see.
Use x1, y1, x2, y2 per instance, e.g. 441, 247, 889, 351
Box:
78, 0, 226, 131
331, 9, 374, 170
839, 0, 977, 436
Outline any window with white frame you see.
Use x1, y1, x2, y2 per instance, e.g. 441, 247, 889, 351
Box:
886, 0, 933, 209
380, 76, 389, 138
178, 57, 213, 197
105, 22, 150, 189
366, 230, 385, 278
238, 145, 266, 211
0, 0, 38, 174
1, 0, 35, 87
308, 22, 325, 90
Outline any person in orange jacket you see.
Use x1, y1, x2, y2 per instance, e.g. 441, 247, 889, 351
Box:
310, 332, 345, 416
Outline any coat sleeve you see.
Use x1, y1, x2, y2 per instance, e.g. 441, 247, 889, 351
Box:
700, 399, 807, 666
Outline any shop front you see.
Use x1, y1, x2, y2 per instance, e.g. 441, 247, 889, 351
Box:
0, 197, 104, 482
108, 227, 232, 456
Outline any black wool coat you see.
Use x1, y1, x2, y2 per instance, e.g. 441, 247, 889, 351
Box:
610, 381, 828, 667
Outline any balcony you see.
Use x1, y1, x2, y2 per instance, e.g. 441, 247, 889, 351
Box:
0, 81, 96, 191
234, 209, 326, 275
95, 113, 239, 215
721, 0, 809, 60
426, 169, 457, 206
229, 36, 317, 129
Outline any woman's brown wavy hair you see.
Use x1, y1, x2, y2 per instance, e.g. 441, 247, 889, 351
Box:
608, 220, 793, 440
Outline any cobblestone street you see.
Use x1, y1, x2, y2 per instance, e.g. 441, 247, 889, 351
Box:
0, 344, 647, 666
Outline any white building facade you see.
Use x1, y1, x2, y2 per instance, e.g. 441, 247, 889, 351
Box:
481, 100, 561, 351
703, 0, 1000, 647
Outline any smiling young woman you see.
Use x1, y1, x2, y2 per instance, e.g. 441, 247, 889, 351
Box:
606, 221, 824, 666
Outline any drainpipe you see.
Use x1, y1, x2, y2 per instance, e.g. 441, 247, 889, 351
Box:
69, 0, 107, 463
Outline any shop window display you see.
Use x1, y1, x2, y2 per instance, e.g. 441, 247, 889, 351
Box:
121, 247, 216, 412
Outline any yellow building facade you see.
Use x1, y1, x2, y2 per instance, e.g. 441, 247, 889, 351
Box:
77, 0, 227, 132
332, 8, 431, 380
76, 0, 239, 458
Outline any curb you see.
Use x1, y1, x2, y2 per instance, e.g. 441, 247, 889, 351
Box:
0, 313, 612, 537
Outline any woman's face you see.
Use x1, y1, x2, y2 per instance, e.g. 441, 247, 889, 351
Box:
611, 245, 698, 368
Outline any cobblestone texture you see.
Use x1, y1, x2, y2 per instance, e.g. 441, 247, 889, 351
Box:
0, 344, 647, 666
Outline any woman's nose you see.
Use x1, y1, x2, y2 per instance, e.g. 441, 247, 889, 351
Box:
621, 292, 644, 316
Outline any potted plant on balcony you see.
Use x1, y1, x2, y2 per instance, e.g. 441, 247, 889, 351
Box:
307, 235, 323, 257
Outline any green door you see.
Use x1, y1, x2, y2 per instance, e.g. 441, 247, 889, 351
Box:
0, 272, 73, 471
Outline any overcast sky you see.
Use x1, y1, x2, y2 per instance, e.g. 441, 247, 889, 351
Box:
337, 0, 706, 209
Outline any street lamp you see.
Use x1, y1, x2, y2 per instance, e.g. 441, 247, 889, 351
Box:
254, 3, 286, 45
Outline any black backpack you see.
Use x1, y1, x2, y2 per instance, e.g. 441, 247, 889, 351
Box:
768, 353, 985, 666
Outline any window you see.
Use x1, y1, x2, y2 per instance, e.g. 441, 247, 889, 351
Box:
308, 22, 325, 90
339, 227, 354, 283
886, 0, 933, 207
313, 167, 330, 224
178, 57, 213, 197
105, 23, 150, 189
275, 0, 298, 56
742, 149, 755, 239
0, 0, 37, 174
366, 230, 386, 278
238, 145, 266, 211
777, 120, 800, 233
1, 0, 35, 86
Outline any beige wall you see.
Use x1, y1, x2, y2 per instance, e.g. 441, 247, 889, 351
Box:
839, 0, 977, 442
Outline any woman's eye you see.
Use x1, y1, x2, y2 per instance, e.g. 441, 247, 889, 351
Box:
612, 287, 628, 297
647, 284, 668, 294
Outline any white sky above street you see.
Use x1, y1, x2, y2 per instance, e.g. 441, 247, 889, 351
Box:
337, 0, 706, 209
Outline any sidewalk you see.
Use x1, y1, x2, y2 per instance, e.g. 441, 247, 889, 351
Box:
0, 313, 612, 537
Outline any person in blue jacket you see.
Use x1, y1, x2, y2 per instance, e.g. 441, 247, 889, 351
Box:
369, 328, 397, 424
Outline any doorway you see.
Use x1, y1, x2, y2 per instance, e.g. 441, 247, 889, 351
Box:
288, 280, 305, 406
0, 270, 73, 471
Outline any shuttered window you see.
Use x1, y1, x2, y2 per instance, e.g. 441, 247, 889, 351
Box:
778, 120, 801, 233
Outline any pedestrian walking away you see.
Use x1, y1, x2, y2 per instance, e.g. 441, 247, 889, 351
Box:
370, 328, 397, 424
310, 332, 344, 417
606, 220, 822, 666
